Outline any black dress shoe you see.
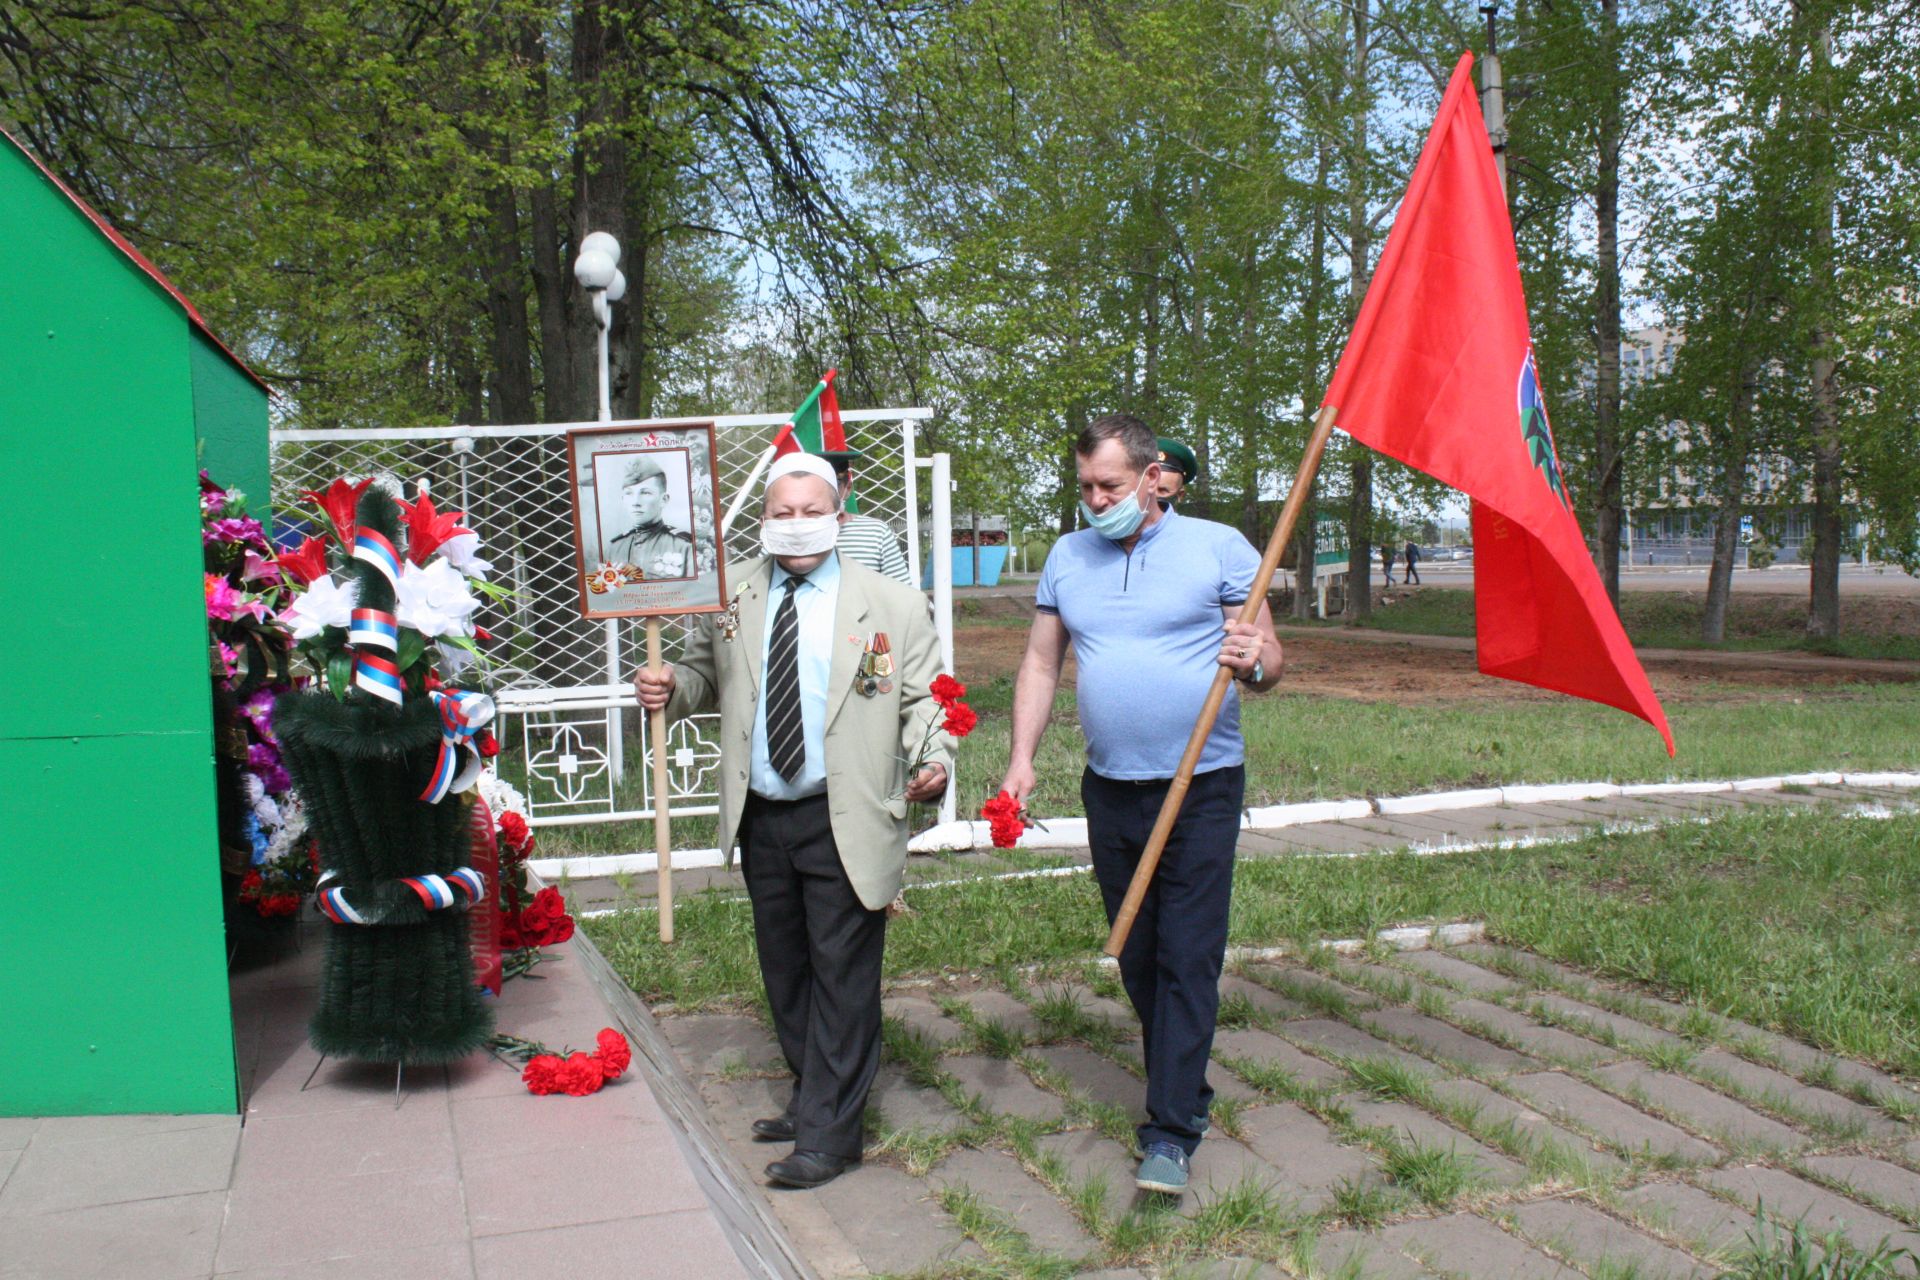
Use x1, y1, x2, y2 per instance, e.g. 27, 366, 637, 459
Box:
750, 1115, 797, 1142
765, 1149, 860, 1188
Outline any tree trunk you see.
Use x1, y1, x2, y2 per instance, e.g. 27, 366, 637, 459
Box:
1342, 0, 1374, 623
1592, 0, 1625, 606
1701, 356, 1761, 643
520, 16, 573, 424
480, 178, 537, 423
567, 0, 632, 421
1805, 22, 1842, 641
1293, 488, 1318, 621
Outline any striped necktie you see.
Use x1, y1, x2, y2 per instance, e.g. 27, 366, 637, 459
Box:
764, 574, 807, 782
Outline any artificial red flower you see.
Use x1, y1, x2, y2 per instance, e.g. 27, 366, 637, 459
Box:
396, 493, 471, 567
522, 1054, 564, 1096
560, 1052, 604, 1096
474, 626, 495, 644
477, 731, 500, 759
942, 703, 978, 738
497, 811, 531, 852
595, 1028, 632, 1080
981, 791, 1027, 849
258, 893, 302, 918
275, 535, 332, 586
301, 478, 374, 547
238, 869, 264, 898
930, 674, 967, 706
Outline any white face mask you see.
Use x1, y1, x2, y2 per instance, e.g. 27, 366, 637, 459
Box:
760, 513, 840, 558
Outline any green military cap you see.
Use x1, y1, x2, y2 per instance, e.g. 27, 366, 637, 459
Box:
1156, 437, 1198, 479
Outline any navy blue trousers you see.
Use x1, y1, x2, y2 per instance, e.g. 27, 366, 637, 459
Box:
1083, 764, 1243, 1155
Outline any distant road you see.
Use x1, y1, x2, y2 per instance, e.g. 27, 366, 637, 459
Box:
974, 563, 1920, 598
1405, 562, 1920, 597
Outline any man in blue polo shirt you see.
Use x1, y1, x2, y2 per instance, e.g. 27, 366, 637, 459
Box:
999, 413, 1282, 1195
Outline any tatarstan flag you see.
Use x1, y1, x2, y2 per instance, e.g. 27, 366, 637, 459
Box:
1322, 51, 1674, 754
773, 368, 862, 510
771, 368, 847, 457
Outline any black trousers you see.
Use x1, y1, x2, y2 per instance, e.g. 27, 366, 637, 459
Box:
1084, 764, 1244, 1156
739, 791, 886, 1159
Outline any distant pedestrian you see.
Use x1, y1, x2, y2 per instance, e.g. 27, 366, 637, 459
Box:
1404, 541, 1421, 585
1380, 542, 1394, 586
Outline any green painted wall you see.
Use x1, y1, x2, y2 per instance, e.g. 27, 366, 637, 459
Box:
0, 141, 238, 1114
190, 333, 270, 514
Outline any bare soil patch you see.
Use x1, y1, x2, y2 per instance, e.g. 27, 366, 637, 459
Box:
955, 620, 1917, 708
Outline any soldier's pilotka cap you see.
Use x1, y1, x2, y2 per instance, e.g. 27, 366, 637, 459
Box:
1156, 437, 1198, 479
623, 454, 668, 488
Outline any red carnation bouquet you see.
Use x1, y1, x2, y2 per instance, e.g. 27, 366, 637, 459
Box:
980, 791, 1031, 849
896, 673, 975, 800
491, 1027, 632, 1097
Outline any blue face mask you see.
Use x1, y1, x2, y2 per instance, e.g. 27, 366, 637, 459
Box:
1078, 477, 1149, 541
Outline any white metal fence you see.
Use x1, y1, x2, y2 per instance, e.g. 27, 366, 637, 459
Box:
269, 409, 944, 833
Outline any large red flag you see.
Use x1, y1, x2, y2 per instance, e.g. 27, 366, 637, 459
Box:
1323, 52, 1673, 754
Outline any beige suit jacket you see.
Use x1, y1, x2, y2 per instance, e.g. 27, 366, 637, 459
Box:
665, 554, 953, 911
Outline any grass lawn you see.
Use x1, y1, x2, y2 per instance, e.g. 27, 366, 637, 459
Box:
962, 679, 1920, 821
586, 804, 1920, 1078
521, 677, 1920, 857
1321, 586, 1920, 662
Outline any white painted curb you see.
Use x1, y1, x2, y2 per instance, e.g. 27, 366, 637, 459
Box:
1378, 788, 1504, 814
1619, 780, 1730, 795
1501, 782, 1621, 804
1247, 799, 1374, 827
546, 771, 1920, 878
1844, 771, 1920, 788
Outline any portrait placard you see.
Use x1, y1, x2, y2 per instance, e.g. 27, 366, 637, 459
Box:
566, 421, 728, 618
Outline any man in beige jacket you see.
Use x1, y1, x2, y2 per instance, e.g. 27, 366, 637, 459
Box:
635, 452, 951, 1188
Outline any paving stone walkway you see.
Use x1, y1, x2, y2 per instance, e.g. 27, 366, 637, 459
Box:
659, 937, 1920, 1278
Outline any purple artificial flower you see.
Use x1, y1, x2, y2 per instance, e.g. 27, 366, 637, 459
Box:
204, 516, 270, 553
241, 689, 279, 742
247, 743, 292, 795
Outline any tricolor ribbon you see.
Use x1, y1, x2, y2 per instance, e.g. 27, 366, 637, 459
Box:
349, 607, 398, 652
316, 877, 368, 925
314, 867, 485, 925
420, 689, 496, 804
353, 651, 404, 705
352, 529, 402, 590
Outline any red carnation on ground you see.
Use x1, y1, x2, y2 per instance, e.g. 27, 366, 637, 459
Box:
560, 1052, 604, 1096
522, 1054, 564, 1096
595, 1029, 632, 1080
980, 791, 1027, 849
301, 477, 373, 547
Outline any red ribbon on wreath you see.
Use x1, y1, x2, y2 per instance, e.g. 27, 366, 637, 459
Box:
468, 795, 502, 995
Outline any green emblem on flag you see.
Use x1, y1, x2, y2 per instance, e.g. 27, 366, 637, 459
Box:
1518, 349, 1567, 506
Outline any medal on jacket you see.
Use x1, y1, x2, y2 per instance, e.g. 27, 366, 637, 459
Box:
856, 632, 894, 696
717, 586, 747, 642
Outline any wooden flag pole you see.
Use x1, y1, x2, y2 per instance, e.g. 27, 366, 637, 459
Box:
646, 618, 675, 943
1103, 403, 1341, 958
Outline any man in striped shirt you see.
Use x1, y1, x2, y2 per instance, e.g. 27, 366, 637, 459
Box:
825, 455, 912, 584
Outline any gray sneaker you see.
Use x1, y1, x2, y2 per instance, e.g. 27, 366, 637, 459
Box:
1135, 1141, 1190, 1194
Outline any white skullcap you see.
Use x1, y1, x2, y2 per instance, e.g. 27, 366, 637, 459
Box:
764, 452, 839, 494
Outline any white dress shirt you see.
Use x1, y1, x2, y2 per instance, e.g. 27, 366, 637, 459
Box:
750, 553, 841, 799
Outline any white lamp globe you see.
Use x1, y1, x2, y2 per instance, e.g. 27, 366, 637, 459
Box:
573, 249, 616, 290
606, 269, 628, 303
580, 231, 622, 266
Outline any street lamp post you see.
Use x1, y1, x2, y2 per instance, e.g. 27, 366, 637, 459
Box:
573, 234, 629, 787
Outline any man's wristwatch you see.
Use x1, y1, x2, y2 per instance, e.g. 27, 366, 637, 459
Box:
1238, 658, 1264, 686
